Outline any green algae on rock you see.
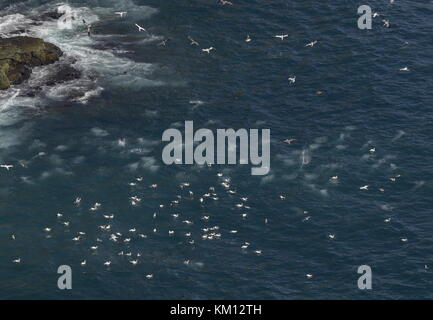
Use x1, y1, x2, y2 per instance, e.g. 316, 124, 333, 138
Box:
0, 36, 63, 90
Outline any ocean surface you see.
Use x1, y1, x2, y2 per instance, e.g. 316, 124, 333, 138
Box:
0, 0, 433, 299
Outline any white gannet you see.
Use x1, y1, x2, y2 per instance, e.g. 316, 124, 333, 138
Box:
219, 0, 233, 5
305, 41, 317, 47
117, 138, 126, 147
13, 258, 21, 264
288, 76, 296, 84
90, 202, 101, 211
188, 36, 199, 46
115, 11, 127, 18
0, 164, 13, 170
359, 185, 369, 190
135, 23, 146, 32
399, 67, 410, 72
158, 39, 169, 47
283, 138, 296, 144
275, 34, 288, 40
245, 34, 251, 42
383, 20, 390, 28
202, 47, 215, 54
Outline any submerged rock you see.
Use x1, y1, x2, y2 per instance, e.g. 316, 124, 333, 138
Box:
0, 36, 63, 90
45, 65, 82, 86
40, 11, 65, 21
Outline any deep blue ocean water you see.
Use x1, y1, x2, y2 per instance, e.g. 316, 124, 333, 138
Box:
1, 0, 433, 299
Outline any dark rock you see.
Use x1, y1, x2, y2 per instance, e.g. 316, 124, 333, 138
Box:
40, 11, 65, 20
45, 65, 81, 86
0, 36, 63, 89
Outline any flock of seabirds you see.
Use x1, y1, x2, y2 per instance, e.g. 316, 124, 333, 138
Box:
2, 0, 423, 282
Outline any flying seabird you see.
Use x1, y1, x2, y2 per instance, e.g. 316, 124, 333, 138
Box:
135, 23, 146, 32
219, 0, 233, 5
305, 41, 317, 47
275, 34, 288, 40
202, 47, 215, 54
115, 11, 127, 18
283, 138, 296, 144
188, 36, 199, 46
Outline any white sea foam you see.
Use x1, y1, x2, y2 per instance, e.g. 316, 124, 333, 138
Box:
0, 0, 160, 109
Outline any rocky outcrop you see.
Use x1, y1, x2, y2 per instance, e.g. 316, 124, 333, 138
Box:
0, 36, 63, 89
